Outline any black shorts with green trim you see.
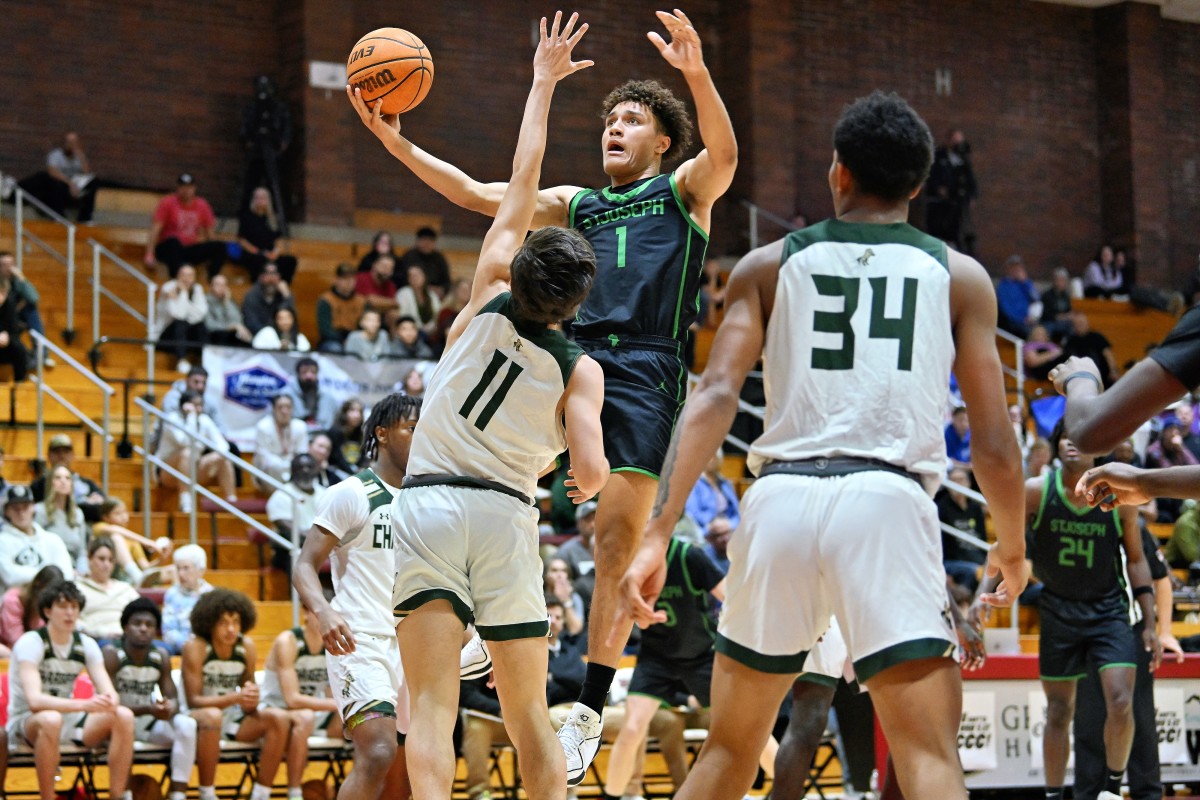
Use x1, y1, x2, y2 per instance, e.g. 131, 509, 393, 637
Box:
1038, 590, 1137, 680
579, 339, 685, 477
628, 651, 714, 708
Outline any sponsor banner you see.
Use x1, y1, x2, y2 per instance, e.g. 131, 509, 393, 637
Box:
1157, 687, 1187, 765
958, 690, 998, 771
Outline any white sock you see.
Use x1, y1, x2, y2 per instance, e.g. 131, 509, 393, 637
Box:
199, 787, 218, 800
251, 783, 273, 800
119, 792, 133, 800
288, 789, 303, 799
169, 792, 186, 800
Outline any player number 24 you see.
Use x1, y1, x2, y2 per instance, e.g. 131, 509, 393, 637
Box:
1058, 536, 1095, 570
459, 349, 525, 432
810, 275, 918, 371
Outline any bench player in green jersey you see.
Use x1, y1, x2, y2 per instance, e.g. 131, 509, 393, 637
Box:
348, 11, 736, 781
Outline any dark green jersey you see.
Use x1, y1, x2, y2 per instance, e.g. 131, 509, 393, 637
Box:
568, 173, 709, 344
641, 537, 725, 661
1029, 469, 1126, 602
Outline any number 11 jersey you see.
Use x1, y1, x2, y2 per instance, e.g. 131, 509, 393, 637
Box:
748, 219, 953, 493
406, 292, 583, 501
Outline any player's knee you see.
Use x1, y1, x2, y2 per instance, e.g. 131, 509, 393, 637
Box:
192, 707, 222, 728
115, 705, 136, 729
1106, 685, 1134, 719
357, 735, 397, 773
1045, 696, 1075, 728
264, 707, 290, 733
293, 709, 316, 733
175, 714, 199, 739
35, 710, 64, 732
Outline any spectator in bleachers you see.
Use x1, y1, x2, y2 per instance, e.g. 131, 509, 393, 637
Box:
31, 435, 105, 521
315, 263, 365, 354
398, 226, 452, 296
307, 432, 343, 487
400, 367, 425, 400
34, 465, 89, 572
144, 173, 227, 279
1040, 267, 1074, 340
685, 449, 740, 543
6, 580, 135, 800
153, 264, 209, 373
937, 467, 988, 593
944, 406, 972, 471
1026, 436, 1052, 479
0, 250, 53, 367
0, 565, 63, 648
241, 262, 295, 336
286, 357, 337, 432
103, 597, 197, 800
251, 306, 310, 352
205, 274, 253, 347
183, 589, 289, 800
17, 132, 99, 224
327, 398, 366, 476
434, 278, 471, 346
155, 389, 237, 514
356, 254, 400, 317
0, 267, 30, 382
77, 537, 140, 642
155, 366, 226, 452
395, 264, 442, 340
390, 315, 434, 360
996, 254, 1039, 338
92, 499, 174, 586
557, 500, 598, 595
253, 394, 308, 488
344, 308, 391, 362
543, 558, 586, 643
1145, 419, 1198, 523
258, 610, 342, 799
265, 454, 325, 571
357, 231, 398, 276
235, 187, 297, 283
1083, 244, 1126, 299
1023, 324, 1064, 381
1165, 502, 1200, 569
161, 544, 213, 654
1177, 401, 1200, 461
1063, 309, 1120, 385
0, 486, 74, 592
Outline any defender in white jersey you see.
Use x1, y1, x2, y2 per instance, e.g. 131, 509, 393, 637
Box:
7, 581, 134, 800
620, 91, 1029, 800
387, 15, 607, 800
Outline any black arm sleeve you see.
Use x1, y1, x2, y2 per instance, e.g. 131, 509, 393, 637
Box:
1149, 306, 1200, 392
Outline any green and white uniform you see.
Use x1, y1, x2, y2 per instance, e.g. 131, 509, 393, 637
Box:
260, 628, 333, 730
201, 639, 250, 738
6, 628, 102, 744
110, 641, 198, 783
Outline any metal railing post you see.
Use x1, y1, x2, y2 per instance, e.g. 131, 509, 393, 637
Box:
35, 339, 44, 454
14, 191, 23, 273
291, 494, 301, 627
92, 246, 102, 346
101, 391, 111, 494
65, 224, 76, 340
748, 203, 758, 251
188, 443, 198, 545
147, 285, 157, 396
142, 402, 152, 539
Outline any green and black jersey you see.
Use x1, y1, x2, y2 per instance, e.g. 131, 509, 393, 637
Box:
640, 537, 725, 662
1028, 469, 1126, 603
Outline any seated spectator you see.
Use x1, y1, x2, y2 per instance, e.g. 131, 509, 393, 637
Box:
558, 501, 598, 610
1010, 403, 1031, 455
0, 486, 74, 592
327, 398, 366, 476
161, 544, 213, 654
398, 226, 452, 296
944, 406, 971, 470
356, 255, 399, 316
183, 589, 289, 800
937, 467, 988, 592
153, 264, 208, 373
434, 278, 471, 347
1166, 501, 1200, 569
344, 309, 391, 362
76, 537, 140, 641
357, 231, 397, 275
92, 499, 174, 586
685, 449, 740, 545
286, 357, 338, 432
31, 435, 105, 521
1026, 436, 1052, 479
995, 254, 1039, 338
33, 465, 89, 572
543, 558, 586, 644
154, 366, 226, 452
258, 610, 342, 799
235, 187, 297, 283
1146, 419, 1199, 522
1179, 401, 1200, 461
253, 394, 308, 488
6, 580, 135, 800
1040, 267, 1074, 339
17, 132, 99, 223
1083, 244, 1125, 299
241, 262, 295, 335
395, 265, 442, 338
0, 267, 29, 382
155, 389, 236, 514
205, 274, 252, 347
265, 454, 325, 571
143, 174, 227, 279
400, 367, 425, 399
315, 264, 365, 354
103, 598, 198, 800
0, 565, 63, 649
307, 432, 343, 487
251, 306, 310, 352
391, 315, 434, 360
0, 250, 52, 367
1023, 324, 1064, 381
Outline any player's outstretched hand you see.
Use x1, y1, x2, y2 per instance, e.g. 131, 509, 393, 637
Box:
612, 541, 670, 645
347, 85, 401, 140
956, 615, 987, 671
1049, 356, 1103, 396
317, 607, 356, 655
979, 546, 1028, 608
648, 9, 705, 75
534, 11, 593, 82
1075, 462, 1151, 510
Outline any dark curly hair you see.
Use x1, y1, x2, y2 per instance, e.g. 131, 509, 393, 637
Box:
189, 588, 257, 641
833, 90, 934, 202
361, 393, 422, 464
510, 227, 597, 324
601, 80, 694, 163
120, 596, 163, 632
37, 580, 86, 621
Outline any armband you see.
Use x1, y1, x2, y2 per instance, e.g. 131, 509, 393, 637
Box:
1132, 585, 1154, 599
1062, 372, 1103, 392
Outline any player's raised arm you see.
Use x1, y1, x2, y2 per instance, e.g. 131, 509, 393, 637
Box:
444, 11, 592, 351
654, 9, 737, 220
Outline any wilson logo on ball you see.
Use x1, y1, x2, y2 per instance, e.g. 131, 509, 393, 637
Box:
351, 69, 397, 94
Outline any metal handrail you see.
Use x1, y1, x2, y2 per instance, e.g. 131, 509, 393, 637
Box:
88, 241, 157, 391
0, 170, 77, 341
995, 327, 1026, 403
741, 198, 798, 251
30, 331, 114, 493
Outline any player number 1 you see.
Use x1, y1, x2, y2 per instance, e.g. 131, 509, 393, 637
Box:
615, 225, 627, 269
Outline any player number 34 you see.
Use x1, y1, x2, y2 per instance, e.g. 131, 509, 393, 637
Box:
810, 275, 918, 371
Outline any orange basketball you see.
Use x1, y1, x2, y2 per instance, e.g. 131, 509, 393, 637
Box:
347, 28, 434, 115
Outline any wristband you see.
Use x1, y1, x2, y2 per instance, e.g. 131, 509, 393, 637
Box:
1062, 371, 1103, 392
1132, 585, 1154, 599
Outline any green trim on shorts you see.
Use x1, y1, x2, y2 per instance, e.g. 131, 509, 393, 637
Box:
627, 690, 673, 709
853, 638, 956, 683
1098, 662, 1137, 671
612, 466, 661, 479
394, 589, 473, 628
715, 633, 807, 674
477, 619, 550, 641
795, 672, 839, 688
344, 701, 396, 732
1040, 674, 1086, 681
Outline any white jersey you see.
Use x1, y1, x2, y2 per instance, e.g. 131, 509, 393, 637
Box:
7, 628, 104, 722
312, 469, 401, 638
261, 627, 330, 709
201, 639, 248, 697
407, 293, 582, 500
748, 220, 954, 493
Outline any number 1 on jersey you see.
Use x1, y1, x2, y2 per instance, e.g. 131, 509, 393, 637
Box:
615, 225, 627, 269
460, 349, 525, 431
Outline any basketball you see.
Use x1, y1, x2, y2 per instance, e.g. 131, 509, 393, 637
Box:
347, 28, 434, 115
